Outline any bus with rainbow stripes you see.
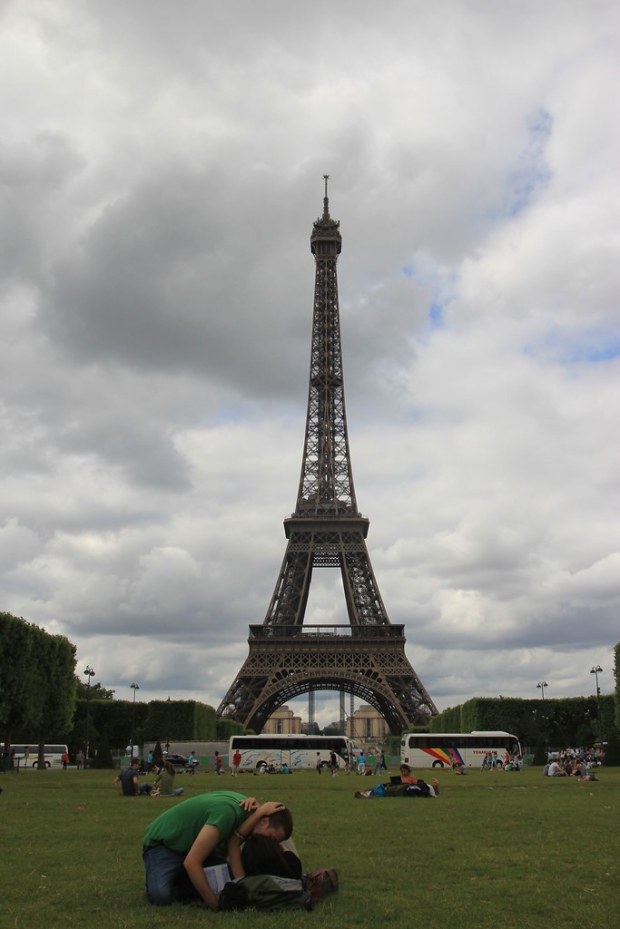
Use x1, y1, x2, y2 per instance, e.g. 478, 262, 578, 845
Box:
401, 731, 522, 769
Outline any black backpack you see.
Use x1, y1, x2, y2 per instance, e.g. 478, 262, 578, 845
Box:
404, 779, 432, 798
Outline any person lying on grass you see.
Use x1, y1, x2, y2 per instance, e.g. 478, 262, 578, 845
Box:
222, 817, 338, 910
142, 790, 292, 909
355, 765, 440, 798
228, 829, 302, 881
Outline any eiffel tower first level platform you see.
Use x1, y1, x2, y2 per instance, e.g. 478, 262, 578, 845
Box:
220, 622, 435, 735
217, 179, 438, 733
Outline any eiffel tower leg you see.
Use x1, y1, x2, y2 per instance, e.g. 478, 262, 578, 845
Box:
217, 543, 313, 721
264, 544, 313, 627
218, 527, 437, 730
340, 542, 390, 626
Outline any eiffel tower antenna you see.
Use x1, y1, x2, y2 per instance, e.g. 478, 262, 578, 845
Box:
217, 182, 437, 733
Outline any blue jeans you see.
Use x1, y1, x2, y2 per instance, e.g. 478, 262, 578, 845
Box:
143, 844, 197, 905
143, 844, 227, 905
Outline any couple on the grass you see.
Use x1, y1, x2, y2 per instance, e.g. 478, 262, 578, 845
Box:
142, 789, 301, 909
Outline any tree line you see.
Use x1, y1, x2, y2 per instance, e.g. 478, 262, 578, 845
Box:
1, 612, 244, 768
0, 611, 77, 767
428, 646, 620, 764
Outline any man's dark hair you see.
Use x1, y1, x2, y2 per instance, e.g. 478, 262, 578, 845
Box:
266, 807, 293, 839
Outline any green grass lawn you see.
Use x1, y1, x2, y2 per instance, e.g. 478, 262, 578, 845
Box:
2, 765, 618, 929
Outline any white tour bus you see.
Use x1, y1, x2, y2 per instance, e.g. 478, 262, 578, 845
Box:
229, 734, 353, 772
1, 743, 69, 768
401, 731, 522, 769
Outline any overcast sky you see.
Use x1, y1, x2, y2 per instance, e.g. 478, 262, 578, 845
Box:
1, 0, 618, 728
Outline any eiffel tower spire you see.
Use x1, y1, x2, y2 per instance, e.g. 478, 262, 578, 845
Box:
217, 183, 437, 732
296, 174, 357, 519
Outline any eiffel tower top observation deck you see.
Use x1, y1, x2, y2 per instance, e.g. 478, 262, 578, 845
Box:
217, 181, 437, 730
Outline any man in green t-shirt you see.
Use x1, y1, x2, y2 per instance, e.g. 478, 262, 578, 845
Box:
142, 790, 292, 908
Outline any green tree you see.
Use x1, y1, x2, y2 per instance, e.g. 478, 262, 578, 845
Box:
0, 614, 78, 769
142, 699, 217, 743
34, 635, 76, 766
614, 642, 620, 730
0, 614, 50, 747
324, 721, 345, 736
430, 694, 614, 749
74, 677, 115, 700
532, 737, 547, 765
92, 730, 115, 769
152, 740, 164, 768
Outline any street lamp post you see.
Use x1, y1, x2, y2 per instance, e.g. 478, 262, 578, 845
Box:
130, 683, 140, 759
537, 681, 548, 700
83, 665, 95, 765
590, 665, 604, 748
165, 697, 171, 754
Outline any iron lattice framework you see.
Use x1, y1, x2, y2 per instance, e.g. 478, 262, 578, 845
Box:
217, 180, 437, 733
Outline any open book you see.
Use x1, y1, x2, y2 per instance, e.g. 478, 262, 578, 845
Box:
203, 863, 232, 894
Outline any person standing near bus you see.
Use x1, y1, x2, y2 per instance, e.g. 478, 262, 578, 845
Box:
316, 752, 322, 775
373, 751, 387, 774
329, 750, 338, 777
232, 749, 242, 776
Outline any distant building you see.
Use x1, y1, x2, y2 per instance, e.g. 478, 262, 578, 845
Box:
347, 704, 389, 742
263, 705, 302, 734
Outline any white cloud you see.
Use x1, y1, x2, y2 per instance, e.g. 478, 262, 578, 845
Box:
1, 1, 618, 725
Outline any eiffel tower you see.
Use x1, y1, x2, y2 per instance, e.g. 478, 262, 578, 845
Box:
217, 179, 437, 733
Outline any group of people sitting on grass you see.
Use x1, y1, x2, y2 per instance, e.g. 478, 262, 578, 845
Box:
354, 764, 440, 799
544, 757, 599, 779
481, 751, 522, 770
113, 758, 185, 797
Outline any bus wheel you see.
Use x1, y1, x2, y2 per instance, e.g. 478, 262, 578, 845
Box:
432, 761, 444, 769
256, 761, 267, 771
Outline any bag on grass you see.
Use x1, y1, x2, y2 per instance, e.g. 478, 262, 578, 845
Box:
404, 779, 432, 798
303, 868, 339, 901
219, 874, 313, 911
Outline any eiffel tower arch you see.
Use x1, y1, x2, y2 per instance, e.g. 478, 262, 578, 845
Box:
217, 179, 437, 734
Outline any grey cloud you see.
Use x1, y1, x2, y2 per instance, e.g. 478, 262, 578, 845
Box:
42, 167, 312, 393
0, 131, 85, 282
1, 0, 618, 713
